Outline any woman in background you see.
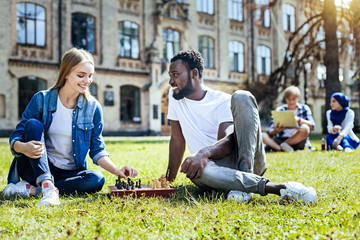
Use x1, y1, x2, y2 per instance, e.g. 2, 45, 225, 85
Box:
326, 92, 359, 152
3, 48, 138, 206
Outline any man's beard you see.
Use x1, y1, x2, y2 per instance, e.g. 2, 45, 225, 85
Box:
173, 76, 194, 100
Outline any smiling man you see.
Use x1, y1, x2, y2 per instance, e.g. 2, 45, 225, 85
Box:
165, 50, 317, 205
262, 86, 315, 152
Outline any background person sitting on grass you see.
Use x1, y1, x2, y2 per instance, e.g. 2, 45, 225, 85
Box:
262, 86, 315, 152
3, 48, 138, 207
165, 50, 317, 205
326, 92, 359, 152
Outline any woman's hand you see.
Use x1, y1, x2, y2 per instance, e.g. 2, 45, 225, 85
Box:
117, 166, 138, 179
14, 141, 44, 159
332, 125, 342, 133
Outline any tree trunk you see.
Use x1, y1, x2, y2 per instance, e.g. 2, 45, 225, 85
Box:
323, 0, 340, 133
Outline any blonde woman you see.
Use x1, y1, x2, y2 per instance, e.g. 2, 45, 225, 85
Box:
3, 48, 138, 206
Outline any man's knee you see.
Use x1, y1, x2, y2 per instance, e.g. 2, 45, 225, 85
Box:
87, 170, 105, 192
231, 90, 258, 109
24, 119, 44, 131
298, 124, 310, 137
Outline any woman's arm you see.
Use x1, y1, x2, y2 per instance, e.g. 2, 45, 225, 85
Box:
97, 156, 138, 179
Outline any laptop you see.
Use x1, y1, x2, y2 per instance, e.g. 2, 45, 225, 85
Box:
271, 110, 298, 128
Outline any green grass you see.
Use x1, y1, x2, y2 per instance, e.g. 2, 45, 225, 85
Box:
0, 137, 359, 239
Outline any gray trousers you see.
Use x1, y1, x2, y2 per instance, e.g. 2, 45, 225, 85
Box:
192, 90, 268, 196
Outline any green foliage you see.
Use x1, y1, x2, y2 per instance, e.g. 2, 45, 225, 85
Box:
0, 137, 359, 239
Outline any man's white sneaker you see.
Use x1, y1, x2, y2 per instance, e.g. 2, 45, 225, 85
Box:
227, 190, 253, 203
3, 180, 32, 198
280, 181, 317, 205
280, 142, 294, 152
344, 147, 353, 153
38, 182, 60, 207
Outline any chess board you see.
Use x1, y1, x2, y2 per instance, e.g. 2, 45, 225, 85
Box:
108, 185, 177, 198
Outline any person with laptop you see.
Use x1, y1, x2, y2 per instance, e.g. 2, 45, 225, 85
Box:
262, 86, 315, 152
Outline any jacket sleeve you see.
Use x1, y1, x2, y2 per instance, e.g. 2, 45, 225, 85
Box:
340, 109, 355, 137
9, 92, 43, 157
89, 101, 109, 164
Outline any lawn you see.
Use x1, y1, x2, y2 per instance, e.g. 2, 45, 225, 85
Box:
0, 136, 359, 239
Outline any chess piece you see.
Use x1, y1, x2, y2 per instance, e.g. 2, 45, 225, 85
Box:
138, 179, 142, 189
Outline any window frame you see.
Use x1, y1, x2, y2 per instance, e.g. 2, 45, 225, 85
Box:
71, 12, 96, 53
120, 85, 141, 123
16, 2, 46, 47
229, 40, 245, 72
256, 45, 271, 75
255, 0, 270, 28
118, 21, 140, 59
197, 0, 214, 14
199, 36, 215, 69
228, 0, 243, 22
163, 28, 181, 61
282, 3, 295, 32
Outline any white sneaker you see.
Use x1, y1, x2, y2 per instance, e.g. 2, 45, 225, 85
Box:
344, 147, 353, 153
3, 180, 32, 198
38, 182, 60, 207
280, 142, 294, 152
280, 181, 317, 205
227, 190, 253, 203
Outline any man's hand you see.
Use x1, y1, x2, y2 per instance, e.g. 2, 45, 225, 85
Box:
180, 152, 208, 179
117, 165, 138, 179
14, 141, 44, 159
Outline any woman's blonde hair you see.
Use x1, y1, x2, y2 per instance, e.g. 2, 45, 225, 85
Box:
51, 48, 94, 99
284, 86, 301, 99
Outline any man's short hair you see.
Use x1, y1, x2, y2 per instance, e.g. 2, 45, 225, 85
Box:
284, 86, 301, 99
170, 50, 204, 79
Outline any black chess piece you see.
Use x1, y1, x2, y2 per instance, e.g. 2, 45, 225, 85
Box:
138, 179, 142, 189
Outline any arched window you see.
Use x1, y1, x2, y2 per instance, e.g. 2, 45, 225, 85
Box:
89, 83, 98, 99
118, 21, 139, 59
16, 3, 46, 46
163, 29, 180, 61
120, 85, 140, 122
199, 36, 214, 68
197, 0, 214, 14
72, 13, 95, 53
256, 0, 270, 27
18, 76, 47, 118
229, 41, 245, 72
256, 45, 271, 75
282, 4, 295, 32
228, 0, 243, 21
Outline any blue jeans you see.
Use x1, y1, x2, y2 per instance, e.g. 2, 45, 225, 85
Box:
191, 91, 268, 196
16, 119, 105, 194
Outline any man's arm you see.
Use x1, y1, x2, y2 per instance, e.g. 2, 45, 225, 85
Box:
180, 122, 234, 179
166, 120, 186, 182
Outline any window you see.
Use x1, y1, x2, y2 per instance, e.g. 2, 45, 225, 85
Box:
229, 41, 244, 72
118, 21, 139, 59
199, 36, 214, 68
120, 85, 140, 122
316, 64, 326, 88
16, 3, 46, 46
256, 45, 271, 75
72, 13, 95, 53
18, 76, 47, 118
282, 4, 295, 32
89, 83, 98, 99
317, 26, 325, 49
256, 0, 270, 27
163, 29, 180, 61
228, 0, 243, 21
197, 0, 214, 14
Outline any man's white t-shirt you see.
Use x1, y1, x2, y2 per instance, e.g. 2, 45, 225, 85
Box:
167, 87, 233, 154
46, 96, 76, 170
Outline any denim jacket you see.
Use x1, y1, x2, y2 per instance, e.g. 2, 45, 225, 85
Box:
8, 88, 109, 183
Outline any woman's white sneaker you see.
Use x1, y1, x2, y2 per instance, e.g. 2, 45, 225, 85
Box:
38, 182, 60, 207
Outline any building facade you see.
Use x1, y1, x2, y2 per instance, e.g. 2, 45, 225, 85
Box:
0, 0, 358, 136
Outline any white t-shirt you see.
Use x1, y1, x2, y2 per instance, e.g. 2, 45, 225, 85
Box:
46, 96, 76, 170
167, 87, 233, 154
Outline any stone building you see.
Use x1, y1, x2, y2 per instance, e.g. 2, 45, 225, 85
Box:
0, 0, 357, 136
